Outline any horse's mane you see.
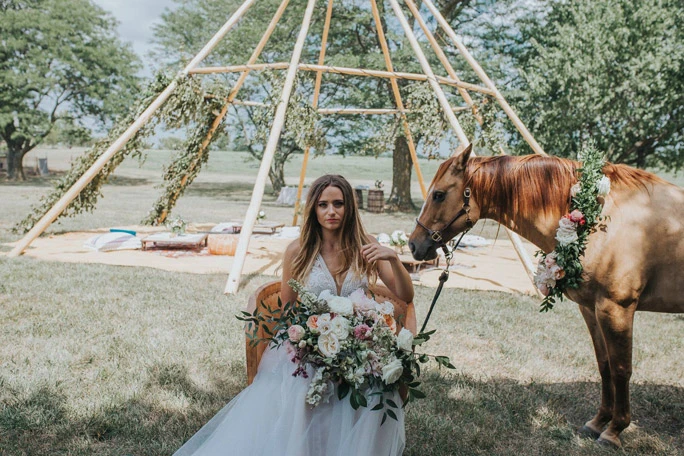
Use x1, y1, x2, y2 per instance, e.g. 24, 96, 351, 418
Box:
464, 155, 665, 225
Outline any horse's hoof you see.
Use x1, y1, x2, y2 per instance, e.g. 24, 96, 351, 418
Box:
597, 436, 622, 449
578, 425, 601, 440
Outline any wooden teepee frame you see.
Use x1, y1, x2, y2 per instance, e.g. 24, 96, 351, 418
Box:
9, 0, 547, 295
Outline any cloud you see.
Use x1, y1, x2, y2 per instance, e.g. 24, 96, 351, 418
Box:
92, 0, 175, 62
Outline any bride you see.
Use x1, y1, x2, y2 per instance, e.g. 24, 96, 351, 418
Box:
174, 174, 414, 456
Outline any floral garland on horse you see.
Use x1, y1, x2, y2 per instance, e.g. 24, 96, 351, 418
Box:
534, 144, 611, 311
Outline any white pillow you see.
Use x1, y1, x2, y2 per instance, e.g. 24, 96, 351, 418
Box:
84, 233, 142, 252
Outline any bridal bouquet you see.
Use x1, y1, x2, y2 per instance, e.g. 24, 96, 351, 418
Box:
239, 279, 455, 423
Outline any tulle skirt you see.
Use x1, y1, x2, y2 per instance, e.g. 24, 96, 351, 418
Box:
173, 345, 405, 456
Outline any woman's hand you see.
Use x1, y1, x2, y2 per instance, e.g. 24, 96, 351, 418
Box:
361, 243, 399, 263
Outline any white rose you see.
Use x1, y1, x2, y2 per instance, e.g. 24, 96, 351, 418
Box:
396, 328, 414, 352
328, 296, 354, 316
596, 176, 611, 197
570, 182, 581, 197
376, 232, 391, 244
555, 218, 578, 246
330, 316, 351, 340
318, 333, 340, 357
375, 301, 394, 316
317, 313, 333, 335
556, 228, 578, 246
381, 358, 404, 385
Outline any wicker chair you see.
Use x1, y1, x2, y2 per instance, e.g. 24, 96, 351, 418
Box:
245, 280, 417, 385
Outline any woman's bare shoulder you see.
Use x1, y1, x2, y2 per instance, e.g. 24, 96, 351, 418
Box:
285, 239, 301, 258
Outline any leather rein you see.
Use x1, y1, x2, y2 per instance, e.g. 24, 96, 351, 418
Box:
414, 187, 473, 333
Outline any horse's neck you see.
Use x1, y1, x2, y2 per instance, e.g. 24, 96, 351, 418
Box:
486, 210, 560, 253
472, 157, 574, 253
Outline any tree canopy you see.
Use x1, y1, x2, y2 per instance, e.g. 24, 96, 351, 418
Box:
479, 0, 683, 169
0, 0, 141, 179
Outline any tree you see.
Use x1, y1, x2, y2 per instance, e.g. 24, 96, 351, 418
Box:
480, 0, 684, 169
0, 0, 141, 180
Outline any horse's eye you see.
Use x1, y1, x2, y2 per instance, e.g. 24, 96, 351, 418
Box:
432, 191, 446, 202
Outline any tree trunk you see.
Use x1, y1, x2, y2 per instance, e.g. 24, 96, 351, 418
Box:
6, 145, 27, 181
269, 151, 287, 195
387, 135, 415, 212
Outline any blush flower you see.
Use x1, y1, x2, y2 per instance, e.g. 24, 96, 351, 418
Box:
306, 315, 319, 330
354, 324, 372, 340
287, 324, 305, 343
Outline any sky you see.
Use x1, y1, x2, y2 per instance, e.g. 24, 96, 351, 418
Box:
92, 0, 176, 72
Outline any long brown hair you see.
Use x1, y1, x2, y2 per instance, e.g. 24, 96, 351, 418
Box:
291, 175, 376, 284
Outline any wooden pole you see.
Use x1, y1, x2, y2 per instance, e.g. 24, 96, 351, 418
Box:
192, 63, 495, 95
9, 0, 257, 258
387, 0, 469, 146
231, 103, 469, 115
403, 0, 482, 124
292, 0, 335, 227
157, 0, 292, 225
226, 0, 318, 294
370, 0, 426, 199
421, 0, 547, 156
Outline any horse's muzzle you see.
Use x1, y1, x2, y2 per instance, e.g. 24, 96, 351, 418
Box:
408, 237, 438, 261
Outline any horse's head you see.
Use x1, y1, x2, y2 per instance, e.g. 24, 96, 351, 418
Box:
409, 144, 480, 260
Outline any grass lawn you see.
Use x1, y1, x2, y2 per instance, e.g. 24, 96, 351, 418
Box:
1, 148, 682, 455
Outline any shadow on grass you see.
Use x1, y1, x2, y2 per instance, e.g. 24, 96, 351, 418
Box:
2, 371, 681, 455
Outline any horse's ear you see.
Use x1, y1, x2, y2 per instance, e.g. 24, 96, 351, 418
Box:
454, 143, 473, 171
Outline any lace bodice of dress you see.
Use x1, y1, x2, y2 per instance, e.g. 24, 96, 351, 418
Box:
305, 254, 368, 297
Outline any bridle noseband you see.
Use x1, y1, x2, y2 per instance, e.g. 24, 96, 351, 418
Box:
415, 187, 473, 248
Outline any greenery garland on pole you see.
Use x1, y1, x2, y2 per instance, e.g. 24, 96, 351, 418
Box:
534, 141, 611, 311
13, 72, 174, 234
143, 94, 229, 226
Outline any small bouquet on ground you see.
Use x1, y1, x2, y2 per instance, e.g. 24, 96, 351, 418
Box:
167, 215, 187, 236
238, 279, 455, 423
256, 210, 266, 223
389, 230, 409, 254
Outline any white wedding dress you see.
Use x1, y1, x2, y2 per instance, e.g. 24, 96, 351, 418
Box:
173, 254, 406, 456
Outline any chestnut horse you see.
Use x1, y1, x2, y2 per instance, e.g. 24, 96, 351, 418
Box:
409, 144, 684, 447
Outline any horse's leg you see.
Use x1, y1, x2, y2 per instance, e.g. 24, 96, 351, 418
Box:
594, 297, 636, 448
577, 304, 613, 439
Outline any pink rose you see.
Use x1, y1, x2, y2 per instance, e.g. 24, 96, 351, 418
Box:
544, 253, 557, 268
549, 264, 565, 280
287, 324, 305, 343
354, 324, 372, 340
569, 209, 585, 224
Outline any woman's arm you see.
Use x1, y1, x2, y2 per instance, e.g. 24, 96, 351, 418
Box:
361, 238, 414, 303
280, 240, 301, 306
